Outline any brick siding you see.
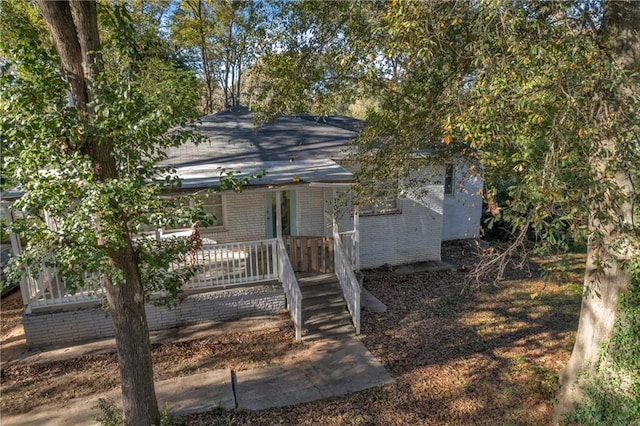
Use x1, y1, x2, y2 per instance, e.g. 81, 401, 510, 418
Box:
22, 284, 285, 348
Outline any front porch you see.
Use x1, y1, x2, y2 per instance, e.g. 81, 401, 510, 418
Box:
18, 231, 360, 348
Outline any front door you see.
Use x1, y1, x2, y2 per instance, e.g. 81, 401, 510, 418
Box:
265, 190, 297, 238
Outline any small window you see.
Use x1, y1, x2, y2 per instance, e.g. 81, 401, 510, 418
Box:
444, 164, 454, 195
359, 197, 401, 215
200, 194, 224, 228
168, 193, 225, 230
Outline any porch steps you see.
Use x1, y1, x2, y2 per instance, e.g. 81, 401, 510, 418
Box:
297, 273, 354, 341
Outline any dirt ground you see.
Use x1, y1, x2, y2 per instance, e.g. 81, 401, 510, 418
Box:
0, 241, 583, 425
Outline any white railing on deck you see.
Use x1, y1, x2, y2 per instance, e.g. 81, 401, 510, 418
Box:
333, 233, 361, 334
23, 257, 104, 309
277, 238, 303, 341
25, 239, 281, 310
177, 239, 279, 291
338, 230, 359, 270
23, 238, 299, 328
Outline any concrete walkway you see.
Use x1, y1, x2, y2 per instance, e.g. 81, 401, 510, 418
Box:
3, 326, 393, 425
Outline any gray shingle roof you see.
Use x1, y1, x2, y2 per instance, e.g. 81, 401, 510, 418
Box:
163, 107, 361, 166
2, 108, 361, 200
163, 107, 361, 188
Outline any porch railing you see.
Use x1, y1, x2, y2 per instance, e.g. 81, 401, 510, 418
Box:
175, 239, 279, 291
338, 230, 359, 270
22, 258, 104, 310
21, 238, 303, 328
333, 231, 361, 334
277, 238, 303, 341
284, 235, 334, 273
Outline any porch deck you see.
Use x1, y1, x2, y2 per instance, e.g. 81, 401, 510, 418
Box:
19, 233, 360, 346
22, 239, 281, 311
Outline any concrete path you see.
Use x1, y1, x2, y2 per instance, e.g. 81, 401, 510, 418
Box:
235, 337, 392, 410
3, 334, 393, 425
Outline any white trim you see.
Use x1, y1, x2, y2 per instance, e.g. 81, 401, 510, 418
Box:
307, 182, 354, 188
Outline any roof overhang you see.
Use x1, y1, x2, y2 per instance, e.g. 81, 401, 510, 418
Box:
173, 159, 354, 190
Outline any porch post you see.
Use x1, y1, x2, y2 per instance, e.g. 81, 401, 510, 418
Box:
353, 205, 360, 271
332, 188, 338, 235
275, 191, 282, 240
1, 204, 19, 256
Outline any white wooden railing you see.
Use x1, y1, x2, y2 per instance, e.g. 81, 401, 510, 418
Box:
22, 238, 303, 329
338, 230, 359, 270
277, 238, 303, 341
22, 257, 104, 310
333, 232, 361, 334
175, 240, 279, 290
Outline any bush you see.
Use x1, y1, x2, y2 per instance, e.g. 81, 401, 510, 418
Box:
96, 399, 180, 426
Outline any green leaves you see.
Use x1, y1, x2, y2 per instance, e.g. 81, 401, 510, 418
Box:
253, 0, 638, 264
1, 0, 205, 300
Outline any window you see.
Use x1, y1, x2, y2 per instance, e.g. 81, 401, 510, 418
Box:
200, 194, 224, 228
444, 164, 454, 195
359, 197, 401, 215
168, 193, 225, 230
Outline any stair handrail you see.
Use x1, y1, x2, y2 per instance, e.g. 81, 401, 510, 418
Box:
277, 237, 303, 341
332, 231, 361, 334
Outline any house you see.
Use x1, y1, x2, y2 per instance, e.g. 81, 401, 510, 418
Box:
160, 107, 482, 264
2, 107, 482, 347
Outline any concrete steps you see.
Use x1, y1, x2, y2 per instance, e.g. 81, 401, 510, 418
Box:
297, 273, 354, 341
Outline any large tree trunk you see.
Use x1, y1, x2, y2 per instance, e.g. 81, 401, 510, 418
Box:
553, 235, 630, 421
553, 1, 639, 422
104, 245, 160, 426
35, 1, 161, 424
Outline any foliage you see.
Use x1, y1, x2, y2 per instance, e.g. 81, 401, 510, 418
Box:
463, 2, 638, 258
0, 0, 205, 304
563, 259, 640, 425
95, 398, 123, 426
97, 2, 202, 122
95, 399, 179, 426
253, 0, 379, 118
255, 0, 639, 268
169, 0, 269, 112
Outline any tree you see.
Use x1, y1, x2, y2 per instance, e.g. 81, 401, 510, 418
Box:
169, 0, 268, 111
1, 1, 202, 424
254, 0, 639, 421
552, 2, 639, 419
170, 0, 217, 112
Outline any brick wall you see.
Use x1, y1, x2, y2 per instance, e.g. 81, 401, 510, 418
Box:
22, 284, 285, 348
358, 186, 444, 268
330, 185, 443, 269
200, 188, 329, 244
297, 187, 326, 236
200, 192, 267, 243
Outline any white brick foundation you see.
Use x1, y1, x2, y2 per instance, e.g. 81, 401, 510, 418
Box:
22, 284, 285, 348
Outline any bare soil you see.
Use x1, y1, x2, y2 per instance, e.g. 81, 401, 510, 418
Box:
0, 241, 583, 425
0, 317, 306, 416
0, 289, 23, 341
